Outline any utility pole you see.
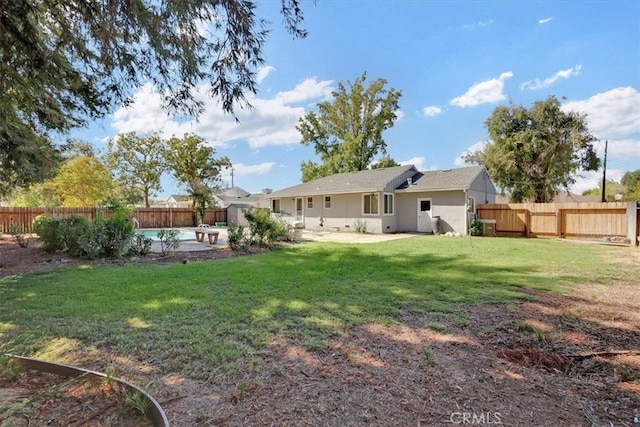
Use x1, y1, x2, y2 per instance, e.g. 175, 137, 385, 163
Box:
231, 167, 234, 188
601, 140, 608, 203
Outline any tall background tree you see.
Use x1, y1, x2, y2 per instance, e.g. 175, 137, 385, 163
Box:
621, 170, 640, 201
165, 134, 231, 223
54, 156, 115, 207
464, 96, 600, 203
0, 0, 308, 195
297, 72, 402, 182
107, 132, 167, 207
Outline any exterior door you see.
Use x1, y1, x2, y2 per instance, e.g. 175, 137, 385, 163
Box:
295, 197, 303, 220
417, 198, 433, 232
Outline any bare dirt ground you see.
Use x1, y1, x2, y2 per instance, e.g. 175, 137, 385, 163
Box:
1, 234, 639, 426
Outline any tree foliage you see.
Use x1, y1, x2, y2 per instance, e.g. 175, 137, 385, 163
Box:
6, 183, 61, 207
54, 156, 115, 207
107, 132, 167, 207
165, 134, 231, 218
371, 156, 400, 169
621, 169, 640, 201
297, 72, 402, 182
464, 96, 600, 203
582, 179, 627, 201
1, 0, 308, 192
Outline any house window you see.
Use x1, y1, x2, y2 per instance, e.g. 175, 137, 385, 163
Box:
324, 196, 331, 208
307, 197, 313, 209
363, 193, 379, 215
468, 197, 476, 213
271, 199, 281, 214
383, 193, 394, 215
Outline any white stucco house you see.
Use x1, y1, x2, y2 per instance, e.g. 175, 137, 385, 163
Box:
267, 165, 497, 234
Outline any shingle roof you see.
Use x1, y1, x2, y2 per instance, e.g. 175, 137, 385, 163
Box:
398, 166, 486, 192
219, 187, 251, 198
269, 165, 417, 198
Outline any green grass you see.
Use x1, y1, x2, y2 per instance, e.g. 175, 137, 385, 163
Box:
0, 236, 636, 381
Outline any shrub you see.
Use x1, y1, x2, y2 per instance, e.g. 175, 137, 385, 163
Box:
227, 224, 247, 252
156, 229, 180, 256
9, 223, 31, 248
243, 207, 289, 248
32, 202, 135, 259
100, 198, 135, 258
353, 219, 368, 233
33, 214, 67, 253
62, 214, 95, 257
469, 219, 483, 236
130, 233, 153, 256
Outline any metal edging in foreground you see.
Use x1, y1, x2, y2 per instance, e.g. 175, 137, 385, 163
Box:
5, 354, 169, 427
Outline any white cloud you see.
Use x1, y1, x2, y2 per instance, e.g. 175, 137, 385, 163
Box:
450, 72, 513, 108
423, 106, 443, 117
256, 66, 276, 84
221, 162, 275, 181
562, 86, 640, 139
400, 156, 426, 170
538, 17, 553, 24
454, 141, 488, 166
111, 77, 336, 149
275, 77, 334, 105
521, 64, 582, 90
569, 169, 624, 195
606, 139, 640, 159
395, 109, 406, 121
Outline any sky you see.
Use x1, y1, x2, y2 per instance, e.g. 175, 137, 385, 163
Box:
70, 0, 640, 200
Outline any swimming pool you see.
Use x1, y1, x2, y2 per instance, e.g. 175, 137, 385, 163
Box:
135, 229, 196, 241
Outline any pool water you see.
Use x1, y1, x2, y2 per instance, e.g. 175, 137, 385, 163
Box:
135, 229, 196, 241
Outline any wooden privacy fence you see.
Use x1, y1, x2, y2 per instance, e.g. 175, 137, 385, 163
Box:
0, 207, 227, 233
477, 202, 638, 243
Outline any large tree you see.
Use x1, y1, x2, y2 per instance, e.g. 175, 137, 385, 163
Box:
165, 134, 231, 222
464, 96, 600, 203
107, 133, 167, 207
1, 0, 308, 193
54, 156, 115, 207
297, 72, 402, 182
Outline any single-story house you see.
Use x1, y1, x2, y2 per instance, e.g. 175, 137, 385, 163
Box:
164, 194, 192, 208
212, 186, 270, 208
267, 165, 497, 234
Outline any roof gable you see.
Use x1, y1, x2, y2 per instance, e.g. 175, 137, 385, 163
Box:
398, 166, 487, 191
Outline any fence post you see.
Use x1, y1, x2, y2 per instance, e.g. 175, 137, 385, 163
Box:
627, 201, 638, 246
556, 209, 563, 238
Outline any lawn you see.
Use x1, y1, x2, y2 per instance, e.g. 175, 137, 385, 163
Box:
0, 237, 630, 377
1, 236, 638, 425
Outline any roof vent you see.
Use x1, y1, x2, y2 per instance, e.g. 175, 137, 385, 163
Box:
407, 177, 413, 186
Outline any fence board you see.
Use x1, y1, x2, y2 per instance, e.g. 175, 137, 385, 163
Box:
477, 202, 629, 240
0, 207, 227, 233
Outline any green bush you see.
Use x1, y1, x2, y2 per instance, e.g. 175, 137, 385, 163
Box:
469, 219, 483, 236
243, 207, 289, 248
227, 224, 247, 252
33, 214, 67, 253
62, 215, 94, 257
32, 203, 135, 259
156, 229, 180, 256
130, 233, 153, 256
